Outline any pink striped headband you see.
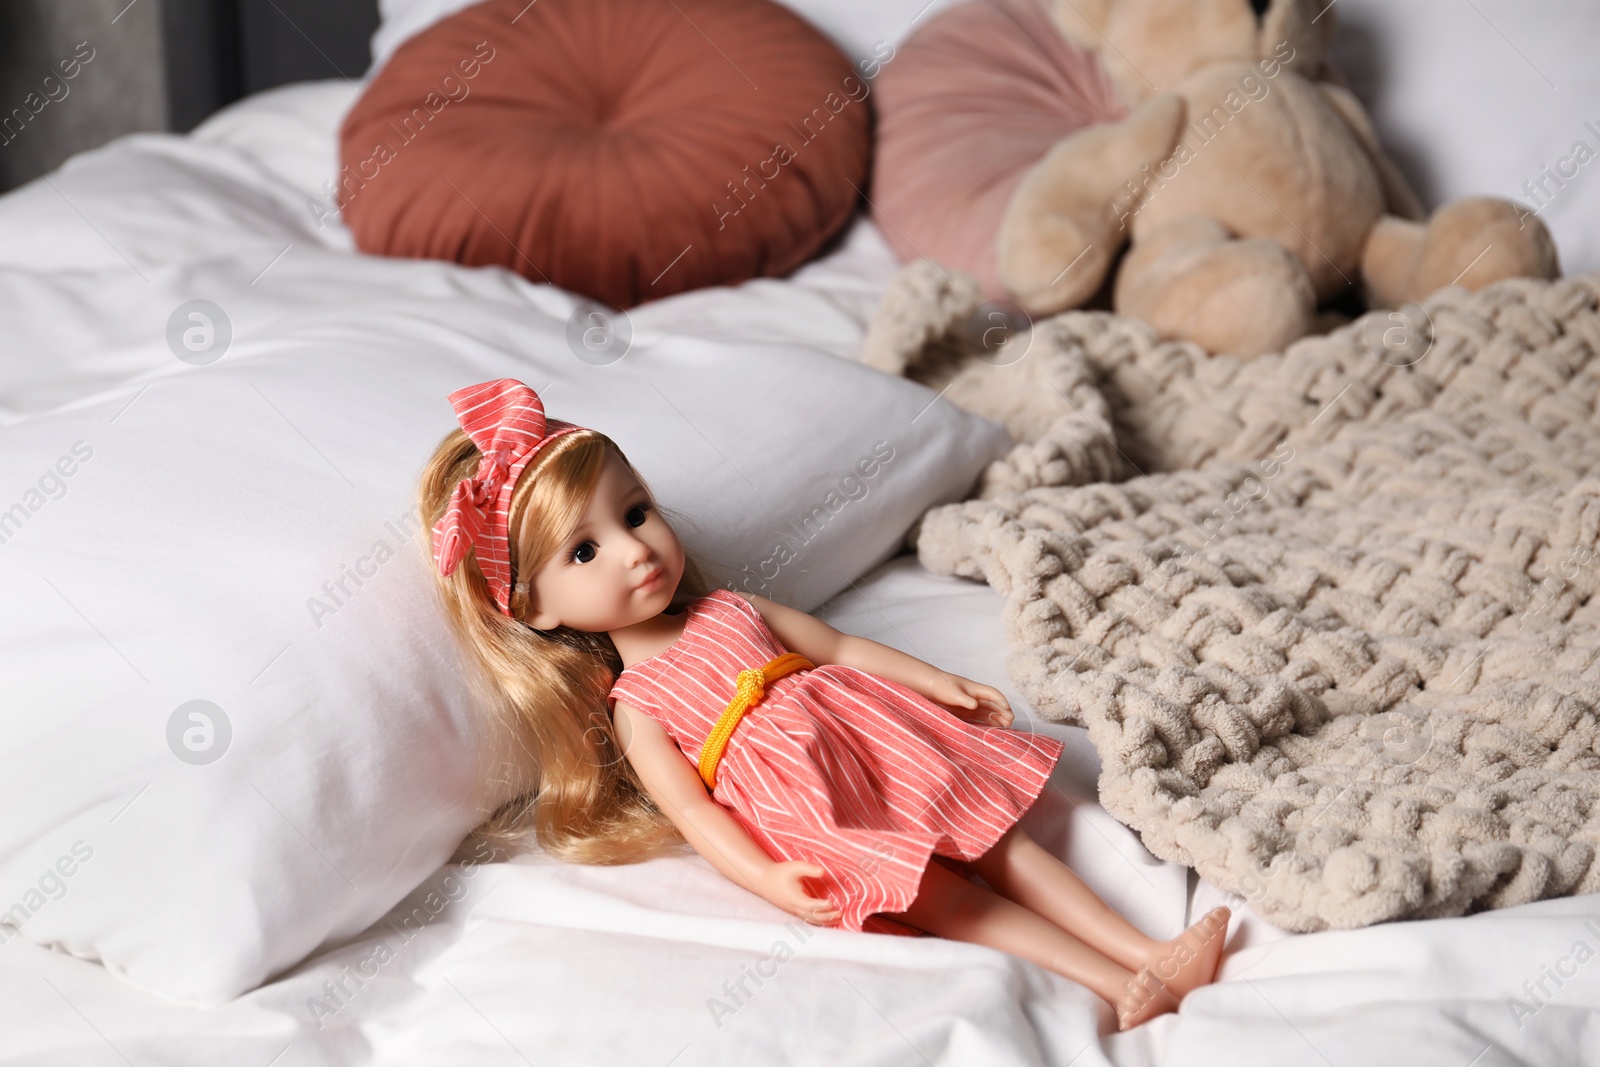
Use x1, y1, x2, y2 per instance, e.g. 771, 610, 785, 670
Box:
431, 379, 585, 616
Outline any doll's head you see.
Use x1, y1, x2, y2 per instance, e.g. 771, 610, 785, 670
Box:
517, 438, 689, 638
416, 380, 708, 864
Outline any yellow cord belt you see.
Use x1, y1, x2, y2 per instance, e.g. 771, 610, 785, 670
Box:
698, 652, 813, 789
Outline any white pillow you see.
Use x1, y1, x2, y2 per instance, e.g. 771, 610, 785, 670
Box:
1327, 0, 1600, 275
368, 0, 481, 78
189, 80, 361, 215
0, 306, 1008, 1005
767, 0, 966, 66
368, 0, 967, 77
0, 127, 1009, 1008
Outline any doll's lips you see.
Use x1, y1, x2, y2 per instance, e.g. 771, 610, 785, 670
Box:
634, 567, 664, 591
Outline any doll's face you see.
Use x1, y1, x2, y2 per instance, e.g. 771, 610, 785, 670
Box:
522, 450, 684, 635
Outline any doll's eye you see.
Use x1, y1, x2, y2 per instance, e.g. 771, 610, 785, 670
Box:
570, 541, 596, 564
626, 503, 650, 528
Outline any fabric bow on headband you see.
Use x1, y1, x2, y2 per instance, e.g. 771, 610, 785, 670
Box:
431, 379, 583, 616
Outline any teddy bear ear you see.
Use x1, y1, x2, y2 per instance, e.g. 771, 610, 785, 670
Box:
1050, 0, 1117, 50
1261, 0, 1335, 74
1311, 0, 1337, 41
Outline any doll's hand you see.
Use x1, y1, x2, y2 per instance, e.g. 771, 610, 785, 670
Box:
927, 674, 1014, 727
757, 860, 840, 926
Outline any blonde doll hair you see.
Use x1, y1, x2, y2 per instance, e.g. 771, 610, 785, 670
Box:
417, 426, 710, 864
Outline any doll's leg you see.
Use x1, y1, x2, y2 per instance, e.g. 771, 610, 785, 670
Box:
971, 825, 1230, 1002
887, 859, 1178, 1029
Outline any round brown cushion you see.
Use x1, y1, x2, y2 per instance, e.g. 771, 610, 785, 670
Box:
338, 0, 870, 310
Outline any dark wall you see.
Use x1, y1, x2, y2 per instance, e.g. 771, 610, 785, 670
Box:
165, 0, 379, 132
0, 0, 170, 190
163, 0, 242, 132
0, 0, 378, 190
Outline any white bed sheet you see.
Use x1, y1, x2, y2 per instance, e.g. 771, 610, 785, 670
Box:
1, 81, 1598, 1066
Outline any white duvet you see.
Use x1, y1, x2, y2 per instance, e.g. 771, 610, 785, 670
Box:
1, 80, 1598, 1066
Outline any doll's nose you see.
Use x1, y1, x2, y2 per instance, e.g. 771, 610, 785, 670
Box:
621, 533, 652, 565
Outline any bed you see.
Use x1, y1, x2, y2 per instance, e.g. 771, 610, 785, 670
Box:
4, 2, 1600, 1064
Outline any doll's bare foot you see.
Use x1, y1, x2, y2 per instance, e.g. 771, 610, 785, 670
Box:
1115, 967, 1181, 1030
1141, 905, 1231, 1002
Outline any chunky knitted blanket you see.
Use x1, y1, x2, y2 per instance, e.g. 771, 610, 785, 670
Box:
865, 261, 1600, 931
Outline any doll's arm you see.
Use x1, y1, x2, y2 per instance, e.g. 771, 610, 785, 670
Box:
739, 592, 1014, 727
612, 698, 841, 924
1319, 82, 1426, 221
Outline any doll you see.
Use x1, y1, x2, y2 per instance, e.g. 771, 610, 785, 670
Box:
417, 378, 1230, 1031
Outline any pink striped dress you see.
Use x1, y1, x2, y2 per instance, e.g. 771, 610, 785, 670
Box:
607, 588, 1064, 934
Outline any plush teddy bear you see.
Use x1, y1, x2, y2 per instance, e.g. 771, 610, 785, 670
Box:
873, 0, 1560, 358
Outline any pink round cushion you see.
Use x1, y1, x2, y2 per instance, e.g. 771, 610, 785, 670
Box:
870, 0, 1126, 298
339, 0, 869, 310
